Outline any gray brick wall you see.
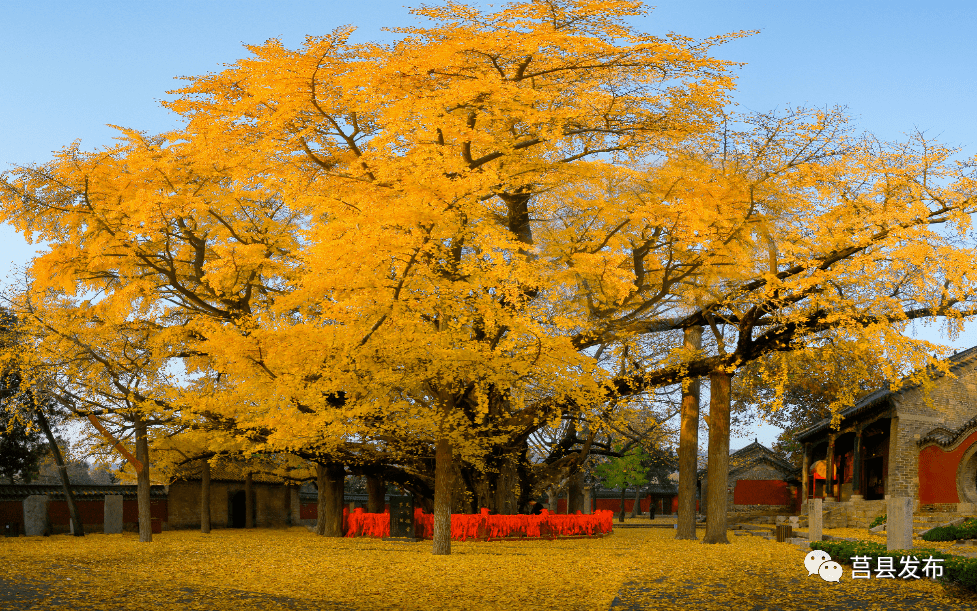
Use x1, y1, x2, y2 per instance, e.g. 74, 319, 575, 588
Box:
888, 359, 977, 503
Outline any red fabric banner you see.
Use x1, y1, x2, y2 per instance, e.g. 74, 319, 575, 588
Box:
343, 507, 614, 540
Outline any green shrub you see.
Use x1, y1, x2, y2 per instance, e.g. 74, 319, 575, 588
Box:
811, 540, 977, 592
920, 519, 977, 542
869, 514, 886, 528
957, 519, 977, 540
922, 525, 962, 542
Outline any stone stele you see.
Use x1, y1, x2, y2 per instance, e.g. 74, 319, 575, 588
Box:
887, 496, 913, 551
385, 495, 417, 541
808, 498, 823, 542
23, 495, 49, 537
104, 494, 124, 534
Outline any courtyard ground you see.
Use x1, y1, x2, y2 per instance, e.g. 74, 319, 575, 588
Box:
0, 521, 973, 610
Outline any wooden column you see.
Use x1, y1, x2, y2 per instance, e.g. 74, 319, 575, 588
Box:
825, 435, 835, 501
801, 443, 810, 504
852, 429, 863, 499
245, 471, 254, 528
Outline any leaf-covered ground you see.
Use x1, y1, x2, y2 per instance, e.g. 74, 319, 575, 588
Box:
1, 523, 973, 610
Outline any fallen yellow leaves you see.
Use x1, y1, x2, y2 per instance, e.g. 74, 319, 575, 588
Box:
1, 525, 968, 611
0, 527, 641, 610
823, 526, 953, 545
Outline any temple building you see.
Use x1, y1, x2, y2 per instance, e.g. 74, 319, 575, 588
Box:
699, 441, 800, 515
796, 345, 977, 525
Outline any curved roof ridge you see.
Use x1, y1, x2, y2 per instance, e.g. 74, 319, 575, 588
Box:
797, 345, 977, 441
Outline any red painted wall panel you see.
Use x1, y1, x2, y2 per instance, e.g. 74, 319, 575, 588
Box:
48, 500, 106, 525
123, 499, 139, 523
122, 499, 168, 524
918, 431, 977, 504
732, 479, 790, 505
0, 501, 22, 526
593, 496, 674, 513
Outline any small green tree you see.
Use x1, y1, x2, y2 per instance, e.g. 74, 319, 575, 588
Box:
0, 406, 44, 483
0, 308, 45, 483
596, 444, 651, 522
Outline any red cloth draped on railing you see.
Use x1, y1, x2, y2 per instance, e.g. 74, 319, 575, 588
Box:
343, 507, 613, 540
345, 507, 392, 537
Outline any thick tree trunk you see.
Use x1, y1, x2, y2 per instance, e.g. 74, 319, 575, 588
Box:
134, 416, 152, 543
629, 486, 642, 518
702, 369, 732, 544
618, 487, 626, 522
200, 458, 211, 533
491, 453, 520, 514
315, 464, 327, 536
547, 486, 559, 513
315, 462, 345, 537
676, 326, 702, 540
35, 408, 84, 536
567, 469, 584, 514
366, 476, 385, 513
245, 471, 254, 528
432, 438, 452, 555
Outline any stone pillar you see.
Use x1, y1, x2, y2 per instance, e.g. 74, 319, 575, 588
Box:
887, 496, 913, 551
104, 495, 123, 534
851, 429, 864, 500
24, 495, 49, 537
583, 486, 592, 515
801, 443, 810, 504
825, 435, 835, 501
808, 498, 822, 542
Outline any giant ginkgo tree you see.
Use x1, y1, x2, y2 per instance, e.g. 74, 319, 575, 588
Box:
3, 0, 977, 556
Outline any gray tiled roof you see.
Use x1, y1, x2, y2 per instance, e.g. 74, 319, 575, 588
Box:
0, 484, 167, 502
728, 441, 797, 475
594, 484, 678, 496
796, 345, 977, 441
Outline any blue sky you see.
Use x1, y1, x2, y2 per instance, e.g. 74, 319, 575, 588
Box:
2, 0, 975, 449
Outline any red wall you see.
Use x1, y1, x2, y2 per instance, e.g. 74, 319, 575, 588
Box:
593, 497, 676, 513
918, 431, 977, 504
48, 500, 106, 525
0, 501, 22, 526
733, 480, 791, 505
1, 497, 168, 531
121, 499, 167, 524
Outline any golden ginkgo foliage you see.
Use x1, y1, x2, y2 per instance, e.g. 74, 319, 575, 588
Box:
2, 0, 976, 556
